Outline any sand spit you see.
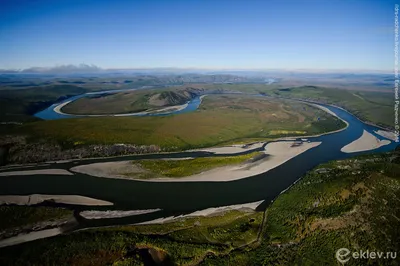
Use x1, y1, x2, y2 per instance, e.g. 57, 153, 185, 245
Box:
192, 142, 265, 155
0, 194, 113, 206
135, 200, 264, 225
53, 100, 72, 115
80, 209, 162, 219
374, 130, 399, 142
71, 161, 147, 179
138, 140, 321, 182
309, 103, 341, 119
0, 169, 73, 176
187, 200, 264, 216
341, 130, 391, 153
0, 228, 62, 248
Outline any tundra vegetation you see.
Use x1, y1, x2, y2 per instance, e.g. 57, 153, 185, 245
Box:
2, 94, 345, 164
1, 81, 391, 164
1, 150, 398, 265
0, 76, 393, 128
22, 95, 343, 147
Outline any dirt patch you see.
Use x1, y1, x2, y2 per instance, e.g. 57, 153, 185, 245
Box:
310, 214, 358, 231
340, 189, 351, 200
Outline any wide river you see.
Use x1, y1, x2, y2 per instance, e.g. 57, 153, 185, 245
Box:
1, 91, 399, 230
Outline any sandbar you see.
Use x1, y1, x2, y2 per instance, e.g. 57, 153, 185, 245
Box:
0, 169, 73, 176
341, 130, 391, 153
69, 141, 320, 182
0, 194, 113, 206
71, 161, 146, 179
374, 129, 399, 142
80, 209, 162, 219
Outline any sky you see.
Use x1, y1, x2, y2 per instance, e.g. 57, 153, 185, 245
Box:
0, 0, 397, 71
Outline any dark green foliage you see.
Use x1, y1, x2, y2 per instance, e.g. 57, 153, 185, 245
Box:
201, 151, 400, 265
0, 205, 72, 230
0, 85, 87, 122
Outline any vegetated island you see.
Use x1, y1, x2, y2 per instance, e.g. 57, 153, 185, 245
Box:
70, 140, 322, 182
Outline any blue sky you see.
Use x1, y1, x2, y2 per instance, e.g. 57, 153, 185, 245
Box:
0, 0, 396, 71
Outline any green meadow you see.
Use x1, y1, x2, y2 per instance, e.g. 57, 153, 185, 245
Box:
134, 151, 263, 178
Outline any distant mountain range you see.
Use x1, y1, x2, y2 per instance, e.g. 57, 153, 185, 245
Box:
0, 64, 391, 76
0, 64, 101, 74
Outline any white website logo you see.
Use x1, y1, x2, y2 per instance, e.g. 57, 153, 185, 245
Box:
336, 248, 351, 263
335, 248, 397, 264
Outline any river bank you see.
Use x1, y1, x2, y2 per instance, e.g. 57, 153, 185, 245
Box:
80, 209, 162, 219
0, 169, 73, 176
135, 200, 264, 225
0, 228, 62, 248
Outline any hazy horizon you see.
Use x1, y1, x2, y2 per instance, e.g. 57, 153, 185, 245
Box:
1, 0, 396, 71
0, 63, 392, 75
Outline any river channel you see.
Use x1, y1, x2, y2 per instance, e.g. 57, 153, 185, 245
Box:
0, 90, 398, 230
